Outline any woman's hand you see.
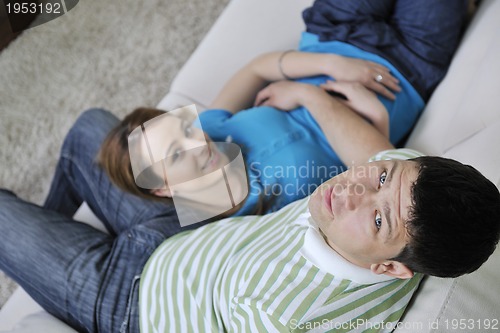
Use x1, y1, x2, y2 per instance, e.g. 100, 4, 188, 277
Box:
321, 80, 389, 138
254, 80, 309, 110
324, 55, 401, 100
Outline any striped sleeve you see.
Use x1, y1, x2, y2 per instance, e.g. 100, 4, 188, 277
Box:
369, 148, 424, 162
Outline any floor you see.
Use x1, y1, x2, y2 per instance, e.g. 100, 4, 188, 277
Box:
0, 1, 38, 52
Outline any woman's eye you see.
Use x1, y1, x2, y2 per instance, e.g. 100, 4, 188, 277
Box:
379, 170, 387, 187
184, 125, 193, 138
171, 148, 182, 162
375, 212, 382, 230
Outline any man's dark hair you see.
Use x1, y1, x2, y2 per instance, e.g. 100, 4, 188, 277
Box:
392, 156, 500, 278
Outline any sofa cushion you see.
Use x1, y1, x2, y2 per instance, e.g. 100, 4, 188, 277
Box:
442, 119, 500, 187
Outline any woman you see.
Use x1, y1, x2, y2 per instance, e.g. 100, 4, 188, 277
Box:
48, 79, 387, 232
107, 106, 250, 226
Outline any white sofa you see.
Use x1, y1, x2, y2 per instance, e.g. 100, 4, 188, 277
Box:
1, 0, 500, 331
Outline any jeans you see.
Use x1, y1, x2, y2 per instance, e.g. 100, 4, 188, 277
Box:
303, 0, 469, 100
0, 190, 166, 332
0, 109, 207, 332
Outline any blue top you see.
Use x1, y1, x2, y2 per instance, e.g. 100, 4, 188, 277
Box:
199, 33, 424, 215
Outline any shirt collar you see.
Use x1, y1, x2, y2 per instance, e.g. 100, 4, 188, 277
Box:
300, 210, 396, 285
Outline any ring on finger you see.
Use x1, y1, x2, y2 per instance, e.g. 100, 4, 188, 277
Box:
375, 74, 383, 83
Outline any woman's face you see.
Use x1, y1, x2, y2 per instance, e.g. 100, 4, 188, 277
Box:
132, 113, 230, 197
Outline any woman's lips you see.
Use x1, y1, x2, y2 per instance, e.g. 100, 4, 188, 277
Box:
203, 144, 220, 171
209, 148, 220, 168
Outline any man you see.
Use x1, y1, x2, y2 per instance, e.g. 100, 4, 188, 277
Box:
257, 79, 500, 279
137, 82, 500, 332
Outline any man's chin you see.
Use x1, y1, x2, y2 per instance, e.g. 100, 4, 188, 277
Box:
307, 190, 321, 217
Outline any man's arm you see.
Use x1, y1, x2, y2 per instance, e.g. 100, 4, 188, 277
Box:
254, 80, 393, 166
209, 51, 400, 113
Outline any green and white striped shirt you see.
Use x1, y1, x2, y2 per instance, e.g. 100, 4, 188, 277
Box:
139, 149, 424, 332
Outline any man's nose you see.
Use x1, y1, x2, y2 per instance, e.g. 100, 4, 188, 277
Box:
344, 183, 371, 210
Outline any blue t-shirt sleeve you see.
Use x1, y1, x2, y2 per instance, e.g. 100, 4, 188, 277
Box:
197, 109, 233, 142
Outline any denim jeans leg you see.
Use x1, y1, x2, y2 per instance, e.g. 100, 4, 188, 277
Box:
43, 108, 119, 219
302, 0, 469, 100
0, 189, 111, 331
0, 189, 166, 332
391, 0, 469, 65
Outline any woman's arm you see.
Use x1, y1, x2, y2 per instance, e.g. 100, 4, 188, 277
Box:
254, 80, 393, 166
209, 51, 400, 113
319, 80, 389, 138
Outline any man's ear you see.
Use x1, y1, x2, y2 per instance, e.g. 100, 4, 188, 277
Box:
370, 261, 414, 279
152, 187, 172, 198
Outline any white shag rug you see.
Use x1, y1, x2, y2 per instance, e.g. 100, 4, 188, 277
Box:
0, 0, 229, 308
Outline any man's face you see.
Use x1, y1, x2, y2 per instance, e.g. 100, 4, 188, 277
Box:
308, 160, 419, 270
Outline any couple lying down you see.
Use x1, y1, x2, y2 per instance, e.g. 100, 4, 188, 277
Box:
1, 0, 499, 332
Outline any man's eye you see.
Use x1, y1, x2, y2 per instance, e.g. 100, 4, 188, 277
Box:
379, 170, 387, 187
375, 212, 382, 230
